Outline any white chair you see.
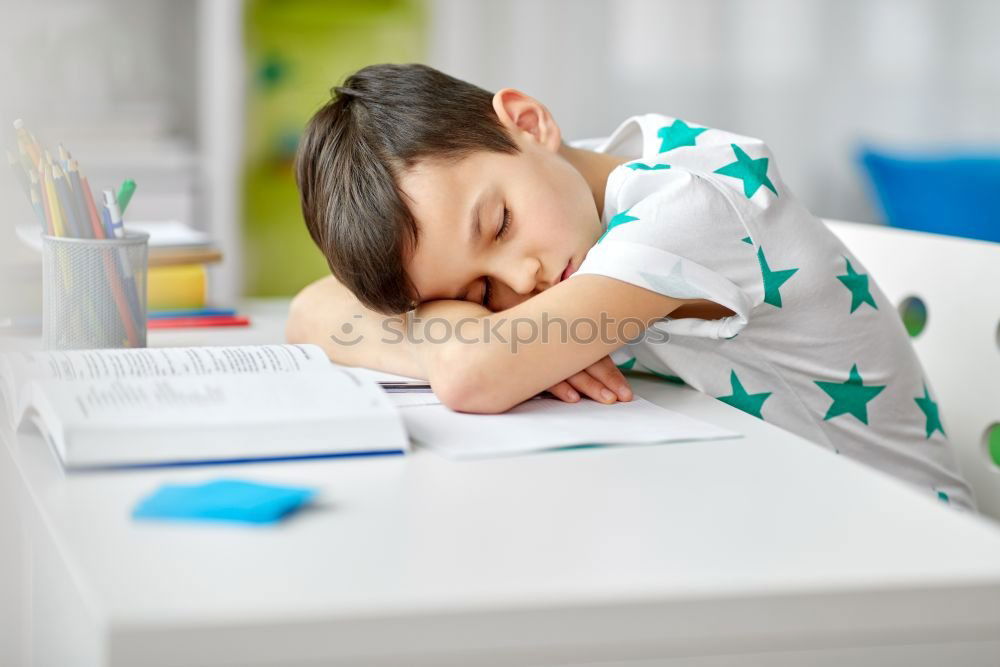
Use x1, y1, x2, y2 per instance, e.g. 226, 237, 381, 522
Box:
824, 219, 1000, 520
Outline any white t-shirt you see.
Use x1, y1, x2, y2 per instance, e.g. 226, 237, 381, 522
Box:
572, 113, 976, 512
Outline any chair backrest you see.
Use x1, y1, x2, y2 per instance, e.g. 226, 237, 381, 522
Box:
824, 219, 1000, 519
857, 148, 1000, 244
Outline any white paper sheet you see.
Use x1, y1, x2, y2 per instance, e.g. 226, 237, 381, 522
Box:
400, 395, 741, 460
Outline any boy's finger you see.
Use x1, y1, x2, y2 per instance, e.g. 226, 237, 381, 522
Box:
566, 370, 619, 404
586, 357, 633, 401
544, 380, 580, 403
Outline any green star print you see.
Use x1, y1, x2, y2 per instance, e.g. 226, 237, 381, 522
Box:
914, 383, 946, 438
717, 370, 771, 419
657, 120, 706, 153
815, 363, 886, 425
616, 357, 637, 371
627, 162, 671, 171
597, 208, 639, 243
647, 369, 685, 385
757, 246, 798, 307
714, 144, 778, 198
836, 257, 877, 313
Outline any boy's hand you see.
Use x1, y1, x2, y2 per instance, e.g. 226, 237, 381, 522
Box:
544, 356, 633, 404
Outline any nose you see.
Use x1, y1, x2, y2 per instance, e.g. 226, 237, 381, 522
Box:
494, 254, 543, 296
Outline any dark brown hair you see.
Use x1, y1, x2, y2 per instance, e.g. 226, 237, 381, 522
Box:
295, 63, 520, 315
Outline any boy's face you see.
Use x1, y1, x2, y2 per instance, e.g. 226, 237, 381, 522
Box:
399, 90, 604, 312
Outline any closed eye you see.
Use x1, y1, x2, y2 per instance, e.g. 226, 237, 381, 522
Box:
496, 207, 511, 240
480, 207, 512, 308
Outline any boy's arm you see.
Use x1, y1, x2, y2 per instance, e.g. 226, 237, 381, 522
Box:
413, 274, 687, 413
285, 275, 427, 379
285, 275, 636, 404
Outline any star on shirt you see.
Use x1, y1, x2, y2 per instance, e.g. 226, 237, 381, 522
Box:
647, 368, 685, 385
597, 208, 639, 243
657, 120, 706, 153
757, 246, 798, 307
714, 144, 778, 199
815, 363, 886, 425
914, 382, 946, 438
836, 257, 877, 313
627, 162, 671, 171
717, 370, 772, 419
616, 357, 637, 371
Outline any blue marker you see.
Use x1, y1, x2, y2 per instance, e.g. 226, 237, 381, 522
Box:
99, 205, 115, 240
102, 190, 125, 238
103, 190, 142, 333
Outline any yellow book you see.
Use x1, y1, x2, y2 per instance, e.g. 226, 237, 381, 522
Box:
147, 264, 207, 311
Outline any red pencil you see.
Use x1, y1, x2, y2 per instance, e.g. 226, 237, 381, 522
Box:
147, 315, 251, 329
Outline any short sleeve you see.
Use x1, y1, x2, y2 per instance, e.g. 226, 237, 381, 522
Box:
574, 167, 764, 340
638, 114, 787, 210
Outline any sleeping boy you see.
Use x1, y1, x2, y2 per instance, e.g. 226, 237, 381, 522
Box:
287, 63, 975, 512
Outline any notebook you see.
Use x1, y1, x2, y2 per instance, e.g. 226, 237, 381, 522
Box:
0, 344, 408, 468
393, 392, 742, 460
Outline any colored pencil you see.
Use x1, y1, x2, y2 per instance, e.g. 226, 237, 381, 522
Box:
148, 307, 237, 319
42, 164, 66, 237
147, 315, 250, 329
66, 160, 93, 238
38, 168, 54, 235
52, 164, 83, 238
80, 173, 106, 239
13, 119, 40, 167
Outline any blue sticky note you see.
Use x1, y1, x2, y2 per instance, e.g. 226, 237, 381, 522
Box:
132, 479, 316, 524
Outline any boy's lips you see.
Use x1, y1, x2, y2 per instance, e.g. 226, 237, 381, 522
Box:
560, 259, 575, 283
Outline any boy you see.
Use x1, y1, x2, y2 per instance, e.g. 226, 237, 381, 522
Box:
288, 63, 975, 512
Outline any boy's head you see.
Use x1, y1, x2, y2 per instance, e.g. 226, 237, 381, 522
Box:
296, 63, 602, 315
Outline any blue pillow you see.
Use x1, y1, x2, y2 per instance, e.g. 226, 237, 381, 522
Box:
858, 146, 1000, 243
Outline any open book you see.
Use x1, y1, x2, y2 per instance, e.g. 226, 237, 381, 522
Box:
0, 344, 408, 468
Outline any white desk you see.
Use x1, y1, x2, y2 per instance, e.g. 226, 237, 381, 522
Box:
3, 299, 1000, 667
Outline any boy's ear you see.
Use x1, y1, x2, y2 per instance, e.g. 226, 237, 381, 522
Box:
492, 88, 562, 152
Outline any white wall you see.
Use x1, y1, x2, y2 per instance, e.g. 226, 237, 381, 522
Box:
0, 0, 244, 310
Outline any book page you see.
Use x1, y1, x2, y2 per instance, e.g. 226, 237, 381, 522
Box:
3, 344, 330, 389
401, 395, 741, 460
44, 369, 377, 427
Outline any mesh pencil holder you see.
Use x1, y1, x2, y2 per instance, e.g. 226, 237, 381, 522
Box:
41, 231, 149, 350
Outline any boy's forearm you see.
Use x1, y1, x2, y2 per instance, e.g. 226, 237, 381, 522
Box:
411, 298, 602, 412
285, 275, 428, 379
412, 275, 681, 413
